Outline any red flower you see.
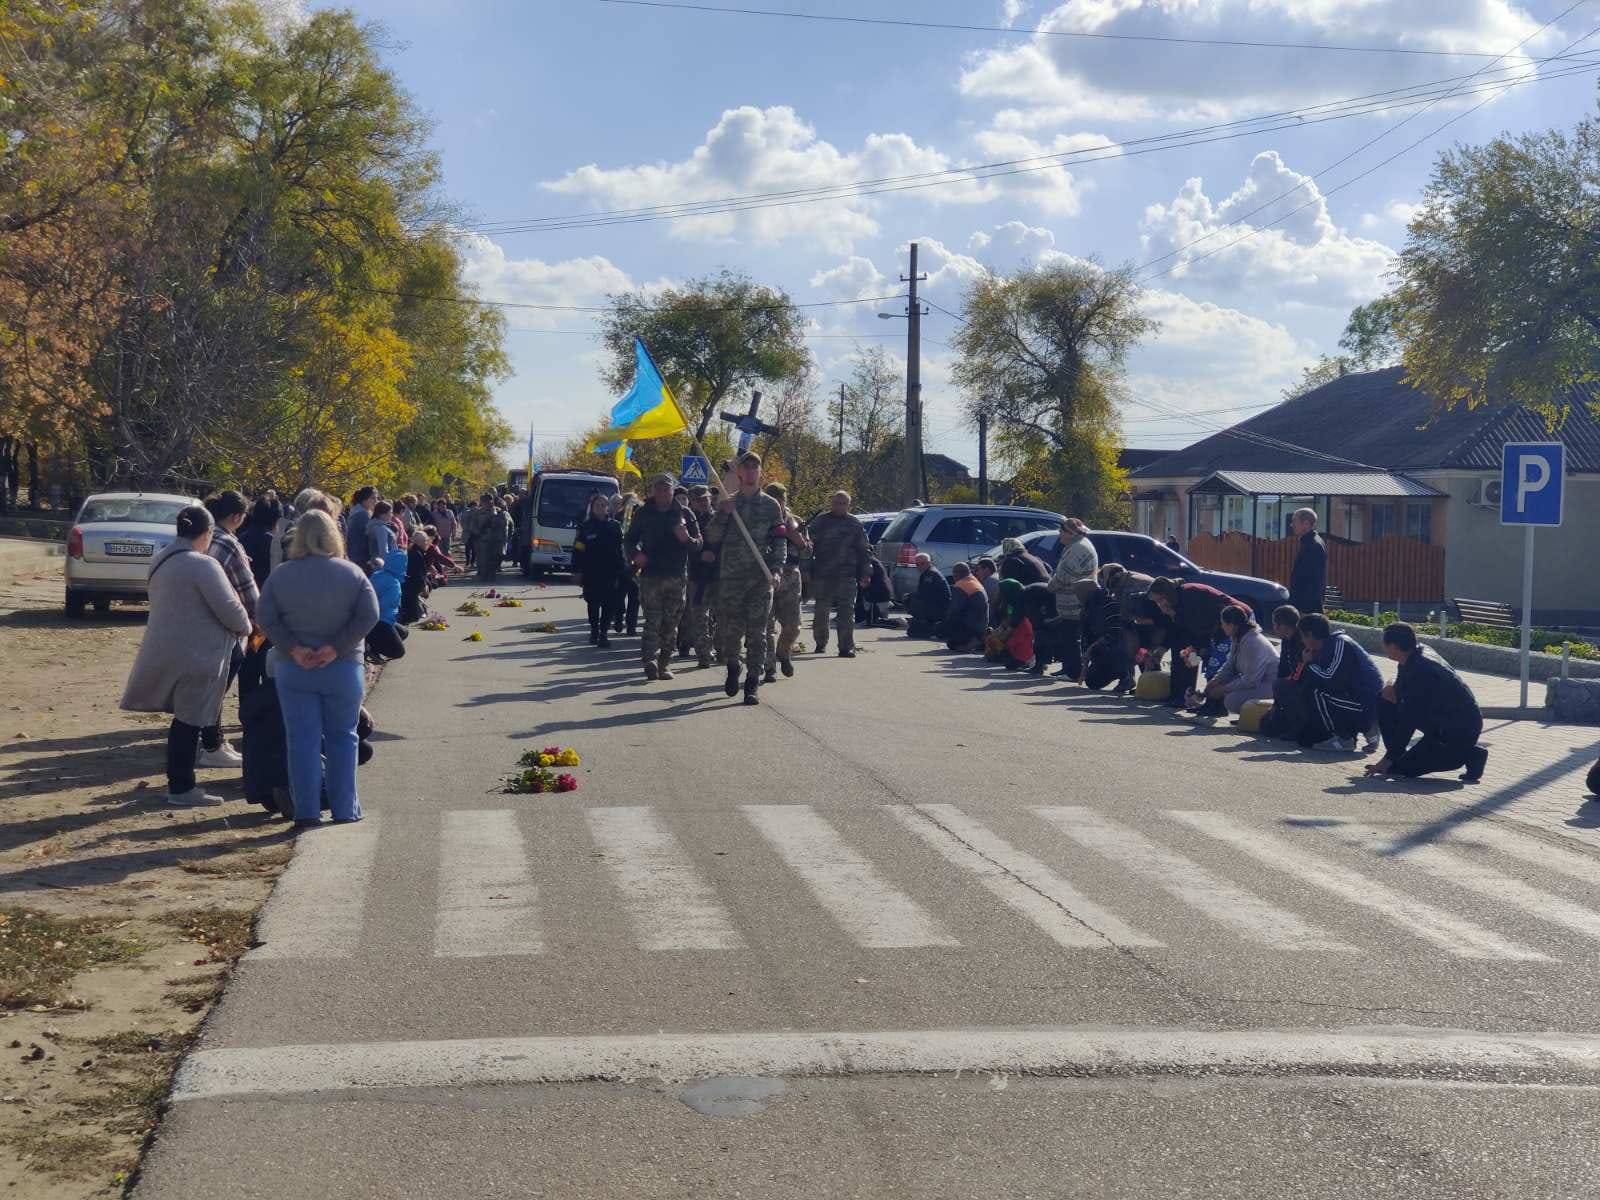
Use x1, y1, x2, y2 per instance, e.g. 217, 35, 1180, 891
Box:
555, 774, 578, 793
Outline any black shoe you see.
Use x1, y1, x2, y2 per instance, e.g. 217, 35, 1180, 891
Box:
1463, 745, 1489, 783
292, 819, 321, 832
597, 635, 610, 649
1027, 662, 1046, 677
743, 675, 760, 706
838, 648, 856, 659
763, 669, 777, 684
779, 656, 794, 678
814, 642, 828, 655
724, 665, 740, 697
589, 628, 599, 645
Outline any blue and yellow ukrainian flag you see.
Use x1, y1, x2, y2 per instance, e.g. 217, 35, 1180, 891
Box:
588, 338, 687, 473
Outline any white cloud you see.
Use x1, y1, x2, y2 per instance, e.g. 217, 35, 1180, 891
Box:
457, 235, 651, 326
1361, 199, 1423, 229
810, 256, 889, 301
1000, 0, 1028, 28
979, 219, 1059, 260
969, 230, 993, 252
1138, 151, 1396, 306
959, 1, 1557, 123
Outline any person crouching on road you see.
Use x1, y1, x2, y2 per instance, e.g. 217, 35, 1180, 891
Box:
761, 481, 810, 682
256, 510, 379, 830
122, 504, 253, 808
626, 473, 701, 681
573, 492, 626, 649
1193, 605, 1277, 723
704, 451, 786, 706
905, 553, 950, 638
366, 551, 407, 663
1366, 621, 1488, 782
983, 577, 1035, 670
940, 561, 989, 652
399, 529, 431, 625
1295, 612, 1383, 753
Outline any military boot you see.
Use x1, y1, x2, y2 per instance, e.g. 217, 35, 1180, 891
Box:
763, 665, 777, 684
743, 674, 760, 706
656, 652, 674, 681
779, 654, 794, 678
643, 660, 659, 681
724, 664, 740, 697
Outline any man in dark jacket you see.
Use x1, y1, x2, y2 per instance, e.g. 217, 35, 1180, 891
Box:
1145, 577, 1247, 706
998, 538, 1050, 586
1289, 508, 1327, 615
1259, 604, 1307, 741
940, 562, 989, 651
905, 553, 951, 638
679, 486, 718, 666
1367, 622, 1487, 781
1296, 613, 1384, 751
626, 473, 701, 681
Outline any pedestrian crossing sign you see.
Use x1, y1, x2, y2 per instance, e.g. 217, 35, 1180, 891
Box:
680, 456, 710, 486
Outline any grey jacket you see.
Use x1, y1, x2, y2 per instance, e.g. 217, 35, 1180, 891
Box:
1212, 627, 1278, 696
1046, 534, 1100, 619
258, 553, 380, 663
121, 541, 251, 725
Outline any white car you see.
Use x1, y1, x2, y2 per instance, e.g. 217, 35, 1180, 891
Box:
64, 491, 191, 617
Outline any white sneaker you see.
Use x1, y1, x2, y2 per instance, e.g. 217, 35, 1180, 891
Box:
1311, 736, 1354, 753
167, 787, 223, 807
197, 745, 244, 769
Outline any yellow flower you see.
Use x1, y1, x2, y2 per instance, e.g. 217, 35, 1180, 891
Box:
537, 753, 555, 767
465, 630, 484, 642
557, 749, 581, 766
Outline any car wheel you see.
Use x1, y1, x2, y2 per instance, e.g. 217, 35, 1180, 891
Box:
65, 589, 88, 619
92, 596, 112, 615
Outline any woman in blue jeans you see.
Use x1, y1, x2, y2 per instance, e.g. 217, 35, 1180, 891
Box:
258, 509, 380, 830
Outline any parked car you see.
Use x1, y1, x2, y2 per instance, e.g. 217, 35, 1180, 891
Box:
63, 491, 190, 617
984, 528, 1290, 624
879, 503, 1065, 601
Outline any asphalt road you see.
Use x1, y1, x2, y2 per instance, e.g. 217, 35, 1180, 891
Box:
136, 582, 1600, 1199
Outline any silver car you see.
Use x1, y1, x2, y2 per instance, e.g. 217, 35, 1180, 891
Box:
64, 491, 191, 617
876, 503, 1065, 601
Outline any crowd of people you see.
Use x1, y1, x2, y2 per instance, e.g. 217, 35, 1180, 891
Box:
119, 481, 525, 829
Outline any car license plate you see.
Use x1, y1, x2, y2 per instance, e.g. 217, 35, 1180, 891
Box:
106, 541, 153, 557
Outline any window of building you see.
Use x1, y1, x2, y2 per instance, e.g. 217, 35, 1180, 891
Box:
1370, 504, 1397, 539
1404, 501, 1433, 544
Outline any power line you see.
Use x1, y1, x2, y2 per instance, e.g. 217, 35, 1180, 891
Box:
590, 0, 1561, 60
1136, 2, 1594, 280
458, 55, 1600, 236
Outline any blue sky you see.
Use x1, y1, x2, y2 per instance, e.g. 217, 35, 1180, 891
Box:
317, 0, 1598, 469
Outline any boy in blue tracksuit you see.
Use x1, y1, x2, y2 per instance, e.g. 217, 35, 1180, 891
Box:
366, 550, 407, 661
1295, 612, 1382, 751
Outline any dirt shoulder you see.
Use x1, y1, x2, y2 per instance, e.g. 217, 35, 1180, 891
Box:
0, 566, 293, 1197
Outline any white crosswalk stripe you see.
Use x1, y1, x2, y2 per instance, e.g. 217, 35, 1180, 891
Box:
587, 806, 745, 950
1440, 821, 1600, 883
436, 810, 542, 958
1170, 811, 1550, 961
1035, 807, 1356, 953
252, 816, 379, 960
742, 804, 959, 948
892, 804, 1160, 949
1311, 818, 1600, 945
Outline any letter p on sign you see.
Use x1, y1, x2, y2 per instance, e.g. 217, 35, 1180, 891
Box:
1500, 442, 1565, 527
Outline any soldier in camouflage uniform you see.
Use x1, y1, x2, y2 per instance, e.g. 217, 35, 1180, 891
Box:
625, 473, 701, 680
680, 486, 718, 667
761, 482, 811, 683
807, 489, 873, 658
705, 452, 786, 705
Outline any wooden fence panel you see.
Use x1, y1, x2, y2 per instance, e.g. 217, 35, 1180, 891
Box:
1185, 533, 1445, 604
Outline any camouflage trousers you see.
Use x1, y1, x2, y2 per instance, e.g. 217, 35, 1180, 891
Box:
680, 576, 717, 664
639, 574, 687, 665
717, 575, 774, 678
810, 575, 859, 653
765, 567, 803, 671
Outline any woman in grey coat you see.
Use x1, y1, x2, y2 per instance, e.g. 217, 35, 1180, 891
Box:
121, 505, 252, 807
1195, 604, 1279, 722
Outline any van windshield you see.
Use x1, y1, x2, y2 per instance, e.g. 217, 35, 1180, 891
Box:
537, 478, 616, 530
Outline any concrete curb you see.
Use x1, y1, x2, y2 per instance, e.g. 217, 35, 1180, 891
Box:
1331, 621, 1600, 683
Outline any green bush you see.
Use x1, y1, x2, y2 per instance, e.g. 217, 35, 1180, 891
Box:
1329, 611, 1596, 659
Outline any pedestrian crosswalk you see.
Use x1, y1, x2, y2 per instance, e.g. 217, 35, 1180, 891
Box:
247, 804, 1600, 967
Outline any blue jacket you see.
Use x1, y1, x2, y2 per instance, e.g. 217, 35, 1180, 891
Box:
371, 549, 405, 625
1305, 631, 1383, 719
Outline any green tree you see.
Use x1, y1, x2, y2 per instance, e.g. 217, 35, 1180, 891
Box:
951, 260, 1154, 523
1391, 96, 1600, 415
599, 271, 810, 442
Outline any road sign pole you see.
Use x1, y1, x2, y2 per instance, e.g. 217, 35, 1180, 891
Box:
1520, 524, 1535, 711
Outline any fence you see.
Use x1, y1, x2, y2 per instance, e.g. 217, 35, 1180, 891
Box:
1185, 532, 1446, 603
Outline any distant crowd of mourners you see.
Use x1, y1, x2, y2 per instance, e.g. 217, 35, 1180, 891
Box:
121, 483, 528, 828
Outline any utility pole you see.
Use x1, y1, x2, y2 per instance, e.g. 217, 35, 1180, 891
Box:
902, 242, 927, 506
836, 382, 846, 458
977, 411, 989, 504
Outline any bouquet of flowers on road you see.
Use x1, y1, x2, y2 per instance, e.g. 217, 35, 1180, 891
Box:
507, 746, 581, 794
456, 600, 489, 617
418, 615, 449, 631
495, 597, 524, 608
464, 630, 484, 642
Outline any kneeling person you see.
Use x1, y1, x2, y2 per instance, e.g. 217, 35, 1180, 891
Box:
940, 562, 989, 652
1367, 622, 1488, 782
1296, 613, 1383, 752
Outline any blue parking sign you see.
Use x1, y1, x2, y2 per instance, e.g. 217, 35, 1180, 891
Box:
1500, 442, 1565, 527
680, 456, 710, 486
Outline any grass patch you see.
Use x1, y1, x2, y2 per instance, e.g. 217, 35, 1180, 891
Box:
162, 986, 219, 1013
0, 1129, 128, 1182
179, 844, 294, 878
84, 1028, 191, 1056
0, 908, 146, 1010
156, 906, 256, 961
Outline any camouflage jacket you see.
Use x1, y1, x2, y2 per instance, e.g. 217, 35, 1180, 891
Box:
706, 491, 786, 582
